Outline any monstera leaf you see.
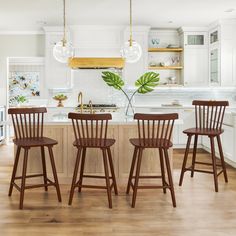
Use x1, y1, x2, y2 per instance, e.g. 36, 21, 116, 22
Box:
135, 72, 160, 94
102, 71, 125, 90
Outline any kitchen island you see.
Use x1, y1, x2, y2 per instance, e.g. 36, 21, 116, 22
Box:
15, 116, 182, 184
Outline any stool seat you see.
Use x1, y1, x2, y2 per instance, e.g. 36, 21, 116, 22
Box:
73, 138, 115, 148
183, 128, 223, 136
130, 138, 173, 148
13, 137, 58, 147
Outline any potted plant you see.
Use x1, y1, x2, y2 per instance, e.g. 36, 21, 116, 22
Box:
16, 95, 27, 106
102, 71, 160, 116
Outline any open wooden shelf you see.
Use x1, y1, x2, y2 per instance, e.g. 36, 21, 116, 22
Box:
148, 48, 183, 52
148, 66, 183, 70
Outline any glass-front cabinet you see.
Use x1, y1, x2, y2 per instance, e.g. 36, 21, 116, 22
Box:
209, 26, 220, 85
184, 32, 208, 48
210, 48, 219, 85
210, 30, 218, 44
187, 35, 204, 45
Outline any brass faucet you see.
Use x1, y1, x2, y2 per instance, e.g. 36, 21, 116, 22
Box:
78, 92, 83, 113
88, 100, 94, 114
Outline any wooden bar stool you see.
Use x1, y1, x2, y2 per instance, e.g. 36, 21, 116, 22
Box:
8, 107, 61, 209
126, 113, 178, 208
179, 100, 229, 192
68, 113, 118, 208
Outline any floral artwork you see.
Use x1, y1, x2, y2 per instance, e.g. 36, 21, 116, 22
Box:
9, 72, 40, 105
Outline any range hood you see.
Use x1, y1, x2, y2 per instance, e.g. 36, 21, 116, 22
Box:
68, 57, 125, 69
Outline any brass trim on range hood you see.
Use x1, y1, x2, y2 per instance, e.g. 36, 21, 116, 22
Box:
68, 57, 125, 69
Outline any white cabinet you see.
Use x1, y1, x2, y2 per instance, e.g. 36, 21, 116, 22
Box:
202, 124, 235, 163
44, 28, 73, 89
178, 109, 195, 145
179, 28, 209, 87
183, 48, 209, 86
183, 32, 208, 49
221, 125, 234, 162
208, 20, 236, 87
220, 39, 236, 86
209, 47, 220, 85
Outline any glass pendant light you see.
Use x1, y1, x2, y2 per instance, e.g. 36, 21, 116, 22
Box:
53, 0, 74, 63
121, 0, 142, 63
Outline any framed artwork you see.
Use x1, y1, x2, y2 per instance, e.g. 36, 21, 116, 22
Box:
9, 72, 40, 105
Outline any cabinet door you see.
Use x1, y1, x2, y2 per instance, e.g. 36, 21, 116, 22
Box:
221, 125, 234, 162
184, 32, 208, 48
220, 39, 236, 87
209, 48, 220, 85
209, 29, 219, 45
178, 109, 195, 145
184, 48, 209, 86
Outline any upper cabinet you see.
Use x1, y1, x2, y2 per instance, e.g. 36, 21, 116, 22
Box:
210, 29, 219, 45
179, 28, 209, 87
209, 20, 236, 87
183, 31, 208, 48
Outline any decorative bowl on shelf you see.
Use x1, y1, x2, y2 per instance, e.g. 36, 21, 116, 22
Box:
53, 94, 68, 107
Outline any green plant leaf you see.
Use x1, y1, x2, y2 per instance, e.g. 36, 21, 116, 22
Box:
102, 71, 124, 90
135, 72, 160, 94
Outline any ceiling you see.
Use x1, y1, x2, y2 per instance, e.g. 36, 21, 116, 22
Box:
0, 0, 236, 31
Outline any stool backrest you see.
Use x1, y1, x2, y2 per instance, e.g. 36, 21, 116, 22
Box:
134, 113, 178, 144
68, 113, 112, 145
192, 100, 229, 130
8, 107, 46, 140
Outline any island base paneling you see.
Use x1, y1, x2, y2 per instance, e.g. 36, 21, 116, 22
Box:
15, 124, 173, 184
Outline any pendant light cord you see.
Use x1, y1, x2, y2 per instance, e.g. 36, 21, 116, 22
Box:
129, 0, 133, 47
63, 0, 66, 46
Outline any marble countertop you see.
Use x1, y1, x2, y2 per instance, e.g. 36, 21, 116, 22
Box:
43, 118, 184, 126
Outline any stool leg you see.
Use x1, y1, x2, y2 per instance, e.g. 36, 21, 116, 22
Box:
19, 148, 29, 210
191, 135, 198, 177
78, 148, 86, 193
179, 135, 192, 186
68, 148, 81, 205
216, 135, 228, 183
210, 137, 218, 192
164, 149, 176, 208
41, 146, 48, 191
9, 146, 21, 197
126, 147, 138, 194
107, 148, 118, 195
48, 146, 62, 202
131, 148, 143, 208
102, 149, 112, 208
159, 148, 166, 194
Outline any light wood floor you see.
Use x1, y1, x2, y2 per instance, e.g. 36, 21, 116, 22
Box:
0, 145, 236, 236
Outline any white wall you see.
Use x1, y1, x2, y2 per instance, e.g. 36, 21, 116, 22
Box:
0, 34, 45, 105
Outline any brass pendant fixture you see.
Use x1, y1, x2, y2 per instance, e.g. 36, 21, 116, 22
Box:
121, 0, 142, 63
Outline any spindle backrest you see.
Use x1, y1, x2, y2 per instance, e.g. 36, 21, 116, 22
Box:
8, 107, 46, 140
68, 113, 112, 146
134, 113, 178, 145
192, 100, 229, 130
